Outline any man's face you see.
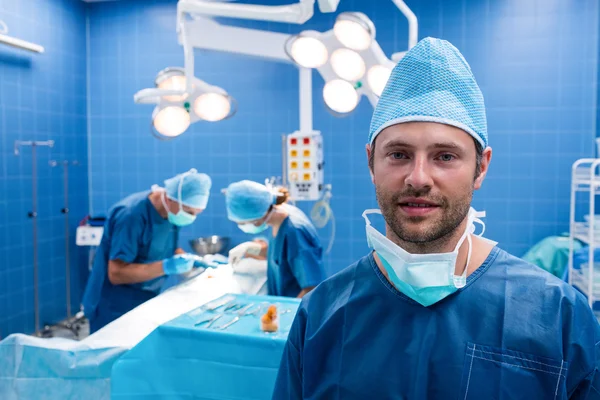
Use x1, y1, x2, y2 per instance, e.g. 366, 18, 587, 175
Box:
367, 122, 490, 246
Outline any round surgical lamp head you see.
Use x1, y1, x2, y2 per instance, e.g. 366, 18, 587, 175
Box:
330, 48, 366, 81
367, 65, 393, 96
152, 106, 190, 138
323, 79, 359, 114
286, 32, 328, 68
155, 67, 188, 102
333, 12, 375, 51
193, 92, 236, 122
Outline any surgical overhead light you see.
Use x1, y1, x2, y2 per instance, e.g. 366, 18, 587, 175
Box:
333, 12, 375, 51
153, 106, 191, 137
194, 92, 232, 122
287, 12, 396, 116
323, 80, 359, 114
330, 48, 365, 81
134, 67, 236, 139
155, 67, 189, 102
287, 33, 328, 69
367, 65, 392, 96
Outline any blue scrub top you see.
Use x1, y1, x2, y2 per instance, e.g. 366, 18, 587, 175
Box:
82, 191, 179, 332
266, 205, 325, 298
273, 247, 600, 399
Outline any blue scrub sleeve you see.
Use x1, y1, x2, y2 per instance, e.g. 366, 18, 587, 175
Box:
273, 307, 306, 399
568, 295, 600, 399
287, 231, 325, 289
109, 212, 142, 263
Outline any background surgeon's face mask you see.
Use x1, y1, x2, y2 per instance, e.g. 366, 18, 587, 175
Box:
238, 210, 273, 234
161, 173, 197, 227
363, 208, 485, 307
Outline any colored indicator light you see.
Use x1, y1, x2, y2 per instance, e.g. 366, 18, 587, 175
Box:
291, 150, 298, 157
303, 137, 310, 145
291, 138, 298, 145
291, 161, 298, 169
303, 150, 310, 157
304, 161, 310, 169
303, 173, 311, 181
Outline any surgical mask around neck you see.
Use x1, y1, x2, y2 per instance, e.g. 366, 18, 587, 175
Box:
363, 208, 485, 307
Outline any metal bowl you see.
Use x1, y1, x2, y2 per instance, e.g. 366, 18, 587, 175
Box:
189, 236, 231, 256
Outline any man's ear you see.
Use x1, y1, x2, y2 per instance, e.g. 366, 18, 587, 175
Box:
474, 147, 492, 190
366, 144, 375, 184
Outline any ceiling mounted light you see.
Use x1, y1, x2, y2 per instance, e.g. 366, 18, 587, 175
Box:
367, 65, 392, 96
155, 67, 189, 102
135, 67, 237, 138
330, 48, 366, 81
194, 92, 233, 122
287, 33, 328, 68
152, 106, 191, 138
323, 79, 359, 114
333, 12, 375, 51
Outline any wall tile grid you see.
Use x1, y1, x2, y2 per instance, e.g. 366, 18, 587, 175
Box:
0, 0, 89, 336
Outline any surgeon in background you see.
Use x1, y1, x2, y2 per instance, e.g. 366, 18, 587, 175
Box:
82, 169, 212, 333
273, 37, 600, 399
225, 180, 325, 298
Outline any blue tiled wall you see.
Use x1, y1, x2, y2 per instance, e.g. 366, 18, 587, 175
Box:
0, 0, 89, 336
88, 0, 599, 279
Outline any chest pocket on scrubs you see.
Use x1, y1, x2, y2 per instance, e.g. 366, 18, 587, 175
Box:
459, 343, 568, 399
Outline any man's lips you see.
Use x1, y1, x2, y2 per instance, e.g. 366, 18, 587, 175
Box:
398, 198, 440, 216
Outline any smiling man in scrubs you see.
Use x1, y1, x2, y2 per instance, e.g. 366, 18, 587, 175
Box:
82, 169, 211, 333
273, 37, 600, 399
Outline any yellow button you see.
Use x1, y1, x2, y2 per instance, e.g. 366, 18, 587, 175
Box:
291, 150, 298, 157
291, 161, 298, 169
303, 173, 311, 181
303, 150, 310, 157
304, 161, 310, 169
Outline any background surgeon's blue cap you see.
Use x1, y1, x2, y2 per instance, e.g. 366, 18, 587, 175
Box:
369, 37, 488, 147
225, 180, 276, 223
164, 169, 212, 209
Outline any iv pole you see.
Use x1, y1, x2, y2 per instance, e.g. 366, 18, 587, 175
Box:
14, 140, 55, 335
48, 160, 80, 318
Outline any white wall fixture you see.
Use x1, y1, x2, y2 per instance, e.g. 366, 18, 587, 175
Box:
0, 20, 44, 53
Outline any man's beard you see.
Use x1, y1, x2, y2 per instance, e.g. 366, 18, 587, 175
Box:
375, 185, 472, 245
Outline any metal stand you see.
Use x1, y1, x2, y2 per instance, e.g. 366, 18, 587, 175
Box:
14, 140, 54, 335
49, 160, 79, 318
39, 159, 88, 339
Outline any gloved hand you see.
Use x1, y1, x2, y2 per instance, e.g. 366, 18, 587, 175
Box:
228, 241, 263, 266
163, 254, 195, 275
184, 253, 206, 268
188, 254, 220, 269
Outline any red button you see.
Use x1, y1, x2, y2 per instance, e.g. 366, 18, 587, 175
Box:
290, 138, 297, 145
303, 137, 310, 145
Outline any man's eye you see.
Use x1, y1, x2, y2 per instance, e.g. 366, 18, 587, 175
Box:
391, 152, 407, 160
438, 153, 455, 162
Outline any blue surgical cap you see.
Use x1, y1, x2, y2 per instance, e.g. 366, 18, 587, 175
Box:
164, 169, 212, 209
226, 180, 276, 223
369, 37, 487, 147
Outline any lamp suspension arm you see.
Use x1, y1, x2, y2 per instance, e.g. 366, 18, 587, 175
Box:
177, 0, 316, 33
390, 0, 418, 50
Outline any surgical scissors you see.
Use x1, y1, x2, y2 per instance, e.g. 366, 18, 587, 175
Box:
194, 313, 224, 328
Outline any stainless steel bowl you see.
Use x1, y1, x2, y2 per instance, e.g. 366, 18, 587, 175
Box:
189, 236, 231, 256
